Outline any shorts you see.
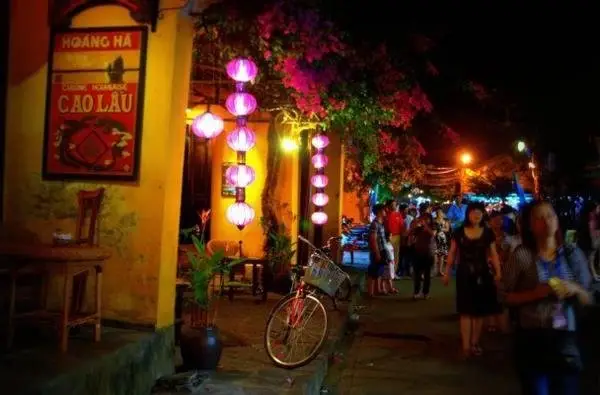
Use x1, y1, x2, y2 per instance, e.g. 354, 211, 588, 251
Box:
367, 259, 386, 279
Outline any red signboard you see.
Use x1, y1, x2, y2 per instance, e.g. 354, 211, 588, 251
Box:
43, 27, 148, 181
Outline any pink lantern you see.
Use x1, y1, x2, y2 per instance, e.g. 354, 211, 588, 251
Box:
225, 92, 257, 117
191, 111, 224, 139
311, 154, 329, 169
312, 193, 329, 207
311, 174, 329, 188
225, 164, 256, 188
311, 211, 328, 225
226, 58, 258, 83
311, 134, 330, 150
227, 126, 256, 152
226, 202, 255, 229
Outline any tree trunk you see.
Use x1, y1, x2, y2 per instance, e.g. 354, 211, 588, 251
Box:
261, 117, 283, 289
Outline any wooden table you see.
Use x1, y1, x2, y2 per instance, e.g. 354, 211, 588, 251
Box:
226, 256, 268, 302
0, 243, 111, 352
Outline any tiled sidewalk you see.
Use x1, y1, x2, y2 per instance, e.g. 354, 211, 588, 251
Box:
329, 279, 600, 395
155, 269, 365, 395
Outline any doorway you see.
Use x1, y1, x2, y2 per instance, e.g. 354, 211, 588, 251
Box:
0, 0, 9, 220
179, 131, 212, 238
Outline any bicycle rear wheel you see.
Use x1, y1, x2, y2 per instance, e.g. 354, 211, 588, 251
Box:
335, 277, 352, 302
264, 293, 328, 369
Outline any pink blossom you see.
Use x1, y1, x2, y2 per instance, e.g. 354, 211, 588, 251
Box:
412, 137, 427, 156
409, 86, 432, 113
426, 61, 439, 76
468, 81, 489, 101
379, 131, 400, 155
411, 34, 434, 53
328, 98, 346, 111
442, 125, 460, 144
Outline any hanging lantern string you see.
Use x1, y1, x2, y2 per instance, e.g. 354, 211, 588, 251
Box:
224, 57, 259, 230
311, 127, 329, 224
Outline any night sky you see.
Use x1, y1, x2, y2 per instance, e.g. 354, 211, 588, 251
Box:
333, 1, 600, 173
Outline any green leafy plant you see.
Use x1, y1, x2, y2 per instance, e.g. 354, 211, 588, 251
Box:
264, 224, 296, 274
184, 234, 245, 308
180, 210, 245, 327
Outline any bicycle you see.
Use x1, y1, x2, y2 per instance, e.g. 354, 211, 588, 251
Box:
264, 235, 351, 369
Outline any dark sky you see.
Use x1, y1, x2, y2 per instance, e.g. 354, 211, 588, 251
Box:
333, 1, 600, 170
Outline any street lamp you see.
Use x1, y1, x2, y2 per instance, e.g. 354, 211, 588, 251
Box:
458, 151, 473, 195
515, 139, 540, 199
460, 152, 473, 166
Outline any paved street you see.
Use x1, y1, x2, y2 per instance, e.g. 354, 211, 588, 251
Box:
326, 278, 599, 395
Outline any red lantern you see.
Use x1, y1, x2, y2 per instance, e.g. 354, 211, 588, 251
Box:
226, 202, 255, 230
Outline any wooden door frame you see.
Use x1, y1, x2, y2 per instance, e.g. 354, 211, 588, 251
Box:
0, 1, 9, 221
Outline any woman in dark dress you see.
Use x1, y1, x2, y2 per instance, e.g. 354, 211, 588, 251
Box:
443, 202, 502, 358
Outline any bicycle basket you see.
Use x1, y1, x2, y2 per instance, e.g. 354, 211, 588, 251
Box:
303, 254, 347, 296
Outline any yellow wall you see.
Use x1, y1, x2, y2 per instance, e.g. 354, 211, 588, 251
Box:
187, 105, 300, 259
4, 1, 193, 327
342, 189, 370, 224
274, 125, 300, 260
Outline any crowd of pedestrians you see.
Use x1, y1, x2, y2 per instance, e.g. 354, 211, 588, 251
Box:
365, 196, 596, 395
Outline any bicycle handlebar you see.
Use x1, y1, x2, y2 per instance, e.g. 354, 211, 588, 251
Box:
297, 235, 311, 245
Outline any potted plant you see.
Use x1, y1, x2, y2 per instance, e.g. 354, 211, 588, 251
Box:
179, 210, 244, 370
263, 223, 296, 295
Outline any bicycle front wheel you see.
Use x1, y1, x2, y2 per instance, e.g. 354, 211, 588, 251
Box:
264, 293, 329, 369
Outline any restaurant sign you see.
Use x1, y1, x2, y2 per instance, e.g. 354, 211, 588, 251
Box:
50, 0, 159, 30
43, 27, 148, 181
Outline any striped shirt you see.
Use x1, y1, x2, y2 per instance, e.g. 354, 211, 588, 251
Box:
503, 245, 591, 331
369, 220, 391, 262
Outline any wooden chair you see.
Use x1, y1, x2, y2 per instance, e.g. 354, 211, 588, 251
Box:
50, 188, 106, 352
206, 240, 252, 300
206, 240, 240, 258
69, 188, 105, 326
75, 189, 105, 246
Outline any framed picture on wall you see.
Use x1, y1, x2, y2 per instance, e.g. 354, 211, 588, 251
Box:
221, 162, 236, 197
42, 26, 148, 181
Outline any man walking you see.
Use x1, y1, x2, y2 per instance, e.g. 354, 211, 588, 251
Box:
447, 196, 467, 230
368, 204, 390, 297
